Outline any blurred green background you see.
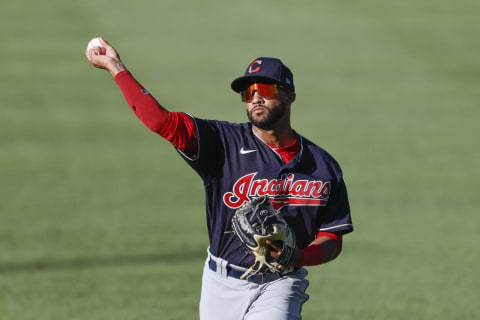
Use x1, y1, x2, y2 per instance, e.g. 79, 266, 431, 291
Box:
1, 0, 479, 319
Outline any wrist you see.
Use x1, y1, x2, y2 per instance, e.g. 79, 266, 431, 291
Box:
289, 247, 302, 267
107, 60, 127, 77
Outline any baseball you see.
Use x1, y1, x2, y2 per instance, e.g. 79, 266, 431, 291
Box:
87, 37, 104, 52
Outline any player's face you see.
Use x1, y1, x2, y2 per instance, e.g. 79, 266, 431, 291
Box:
244, 85, 290, 129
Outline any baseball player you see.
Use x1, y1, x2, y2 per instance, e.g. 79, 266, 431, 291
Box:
86, 38, 353, 320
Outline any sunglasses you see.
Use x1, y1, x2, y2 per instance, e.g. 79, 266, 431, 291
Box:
241, 83, 284, 102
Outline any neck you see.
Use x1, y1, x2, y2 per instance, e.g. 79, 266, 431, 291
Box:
252, 119, 296, 147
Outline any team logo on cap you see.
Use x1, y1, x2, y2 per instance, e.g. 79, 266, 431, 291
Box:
248, 60, 262, 73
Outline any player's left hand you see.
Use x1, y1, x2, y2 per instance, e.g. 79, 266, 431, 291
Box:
231, 196, 298, 277
266, 240, 302, 267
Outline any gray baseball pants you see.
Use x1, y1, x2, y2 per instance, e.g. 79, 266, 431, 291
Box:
199, 251, 309, 320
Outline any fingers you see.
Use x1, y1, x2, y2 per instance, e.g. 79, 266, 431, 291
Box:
98, 37, 112, 53
266, 240, 282, 259
266, 240, 281, 250
87, 47, 105, 58
85, 47, 109, 69
85, 37, 115, 69
85, 48, 96, 64
98, 37, 121, 60
99, 37, 110, 48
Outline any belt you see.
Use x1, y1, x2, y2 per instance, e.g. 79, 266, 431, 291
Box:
208, 259, 281, 284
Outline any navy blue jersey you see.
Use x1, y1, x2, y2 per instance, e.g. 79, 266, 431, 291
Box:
177, 116, 353, 269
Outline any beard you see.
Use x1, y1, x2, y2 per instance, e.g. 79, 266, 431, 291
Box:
247, 101, 287, 129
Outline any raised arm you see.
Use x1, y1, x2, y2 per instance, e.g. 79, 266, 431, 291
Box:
85, 38, 198, 155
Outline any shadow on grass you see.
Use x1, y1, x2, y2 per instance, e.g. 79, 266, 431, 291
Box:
0, 248, 206, 274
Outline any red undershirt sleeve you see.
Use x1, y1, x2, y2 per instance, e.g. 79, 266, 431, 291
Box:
159, 112, 198, 154
114, 71, 198, 154
296, 232, 343, 267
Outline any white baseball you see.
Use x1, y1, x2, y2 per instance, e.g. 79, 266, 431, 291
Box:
87, 37, 104, 51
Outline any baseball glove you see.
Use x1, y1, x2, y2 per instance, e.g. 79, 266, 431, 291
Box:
231, 196, 297, 279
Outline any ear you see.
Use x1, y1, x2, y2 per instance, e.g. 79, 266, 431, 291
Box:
287, 92, 296, 104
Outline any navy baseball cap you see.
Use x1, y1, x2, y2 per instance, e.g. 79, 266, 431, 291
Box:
231, 57, 295, 93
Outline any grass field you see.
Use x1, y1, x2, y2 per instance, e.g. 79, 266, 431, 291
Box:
1, 0, 479, 319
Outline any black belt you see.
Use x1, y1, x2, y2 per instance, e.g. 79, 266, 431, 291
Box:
208, 259, 281, 284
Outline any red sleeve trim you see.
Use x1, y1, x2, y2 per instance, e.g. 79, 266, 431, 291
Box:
317, 232, 343, 256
